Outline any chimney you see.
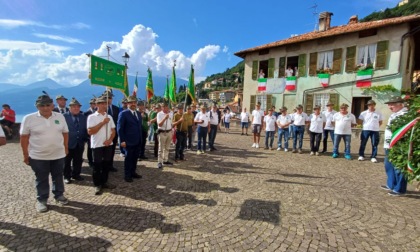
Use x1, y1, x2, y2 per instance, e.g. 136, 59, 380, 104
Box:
319, 12, 333, 31
348, 15, 358, 25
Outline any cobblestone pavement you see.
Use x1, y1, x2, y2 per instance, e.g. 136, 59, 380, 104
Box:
0, 125, 419, 251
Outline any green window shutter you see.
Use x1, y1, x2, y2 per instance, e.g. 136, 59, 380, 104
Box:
298, 54, 307, 77
332, 48, 342, 74
268, 58, 275, 78
250, 95, 256, 111
252, 61, 258, 80
309, 53, 317, 76
376, 40, 389, 70
345, 46, 356, 73
305, 94, 314, 115
329, 93, 340, 111
278, 57, 286, 77
266, 95, 272, 113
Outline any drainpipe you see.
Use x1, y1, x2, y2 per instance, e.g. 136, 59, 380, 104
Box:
303, 24, 420, 107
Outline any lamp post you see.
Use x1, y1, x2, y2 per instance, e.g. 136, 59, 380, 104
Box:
122, 52, 130, 98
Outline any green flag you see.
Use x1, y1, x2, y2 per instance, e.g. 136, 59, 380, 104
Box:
187, 64, 195, 103
146, 68, 154, 102
169, 65, 177, 103
164, 76, 170, 101
90, 55, 128, 96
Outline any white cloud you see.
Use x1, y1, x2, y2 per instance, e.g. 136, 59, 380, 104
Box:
33, 33, 85, 44
223, 45, 229, 53
0, 40, 71, 51
0, 24, 221, 85
0, 19, 90, 30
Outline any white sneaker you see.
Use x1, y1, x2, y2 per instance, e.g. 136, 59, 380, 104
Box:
284, 149, 288, 152
197, 150, 201, 155
252, 143, 256, 148
371, 158, 378, 163
277, 147, 281, 151
315, 152, 320, 156
310, 151, 314, 156
358, 156, 365, 161
36, 201, 48, 213
255, 144, 259, 149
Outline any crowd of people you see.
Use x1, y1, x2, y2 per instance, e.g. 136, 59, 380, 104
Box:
0, 90, 409, 213
246, 96, 409, 197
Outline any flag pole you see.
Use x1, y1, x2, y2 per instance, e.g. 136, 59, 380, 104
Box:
183, 84, 188, 112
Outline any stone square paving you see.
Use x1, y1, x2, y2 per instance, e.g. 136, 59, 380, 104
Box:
0, 125, 419, 251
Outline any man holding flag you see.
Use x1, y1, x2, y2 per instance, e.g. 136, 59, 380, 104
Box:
382, 96, 408, 196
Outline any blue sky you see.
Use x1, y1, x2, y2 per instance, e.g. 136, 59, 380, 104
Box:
0, 0, 400, 86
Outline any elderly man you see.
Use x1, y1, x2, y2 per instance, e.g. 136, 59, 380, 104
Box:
63, 98, 88, 184
358, 100, 383, 163
20, 93, 69, 212
382, 97, 408, 196
103, 90, 120, 172
332, 103, 357, 160
53, 95, 69, 114
208, 104, 220, 151
251, 102, 264, 148
291, 105, 309, 154
118, 96, 143, 183
157, 103, 174, 169
321, 102, 336, 153
173, 104, 188, 161
194, 105, 210, 154
87, 96, 116, 195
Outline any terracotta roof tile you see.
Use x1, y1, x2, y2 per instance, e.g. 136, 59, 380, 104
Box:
234, 14, 420, 58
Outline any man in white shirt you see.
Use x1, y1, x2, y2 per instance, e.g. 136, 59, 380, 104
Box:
291, 105, 309, 154
331, 103, 357, 160
20, 93, 69, 212
240, 108, 250, 136
285, 66, 293, 77
251, 102, 264, 148
276, 107, 291, 151
309, 105, 326, 156
194, 105, 210, 154
263, 108, 277, 150
157, 103, 173, 169
358, 100, 383, 163
87, 96, 116, 195
382, 97, 408, 196
0, 126, 6, 146
208, 104, 220, 151
321, 102, 336, 153
223, 109, 232, 134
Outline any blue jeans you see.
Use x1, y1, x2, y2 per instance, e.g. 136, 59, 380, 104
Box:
197, 126, 208, 151
384, 149, 407, 193
29, 157, 65, 202
208, 124, 218, 149
359, 130, 380, 158
265, 131, 275, 148
322, 129, 334, 152
333, 134, 351, 156
289, 125, 295, 139
277, 128, 289, 149
148, 127, 154, 142
293, 125, 305, 150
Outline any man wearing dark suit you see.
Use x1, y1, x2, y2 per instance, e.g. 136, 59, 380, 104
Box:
63, 98, 88, 184
117, 95, 143, 182
83, 98, 97, 168
103, 90, 120, 172
53, 95, 70, 114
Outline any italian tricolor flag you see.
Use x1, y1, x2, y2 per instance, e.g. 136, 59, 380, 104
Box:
318, 73, 330, 88
258, 78, 267, 92
356, 69, 373, 88
389, 118, 418, 148
285, 76, 296, 91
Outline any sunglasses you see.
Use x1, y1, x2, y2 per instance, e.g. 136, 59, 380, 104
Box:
37, 104, 51, 107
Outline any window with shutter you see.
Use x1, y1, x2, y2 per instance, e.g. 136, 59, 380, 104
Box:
278, 57, 286, 78
266, 95, 272, 113
375, 40, 389, 70
250, 95, 256, 111
268, 58, 275, 78
332, 48, 342, 74
345, 46, 356, 72
309, 53, 317, 76
305, 94, 314, 115
298, 54, 307, 77
329, 93, 340, 111
252, 61, 258, 80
